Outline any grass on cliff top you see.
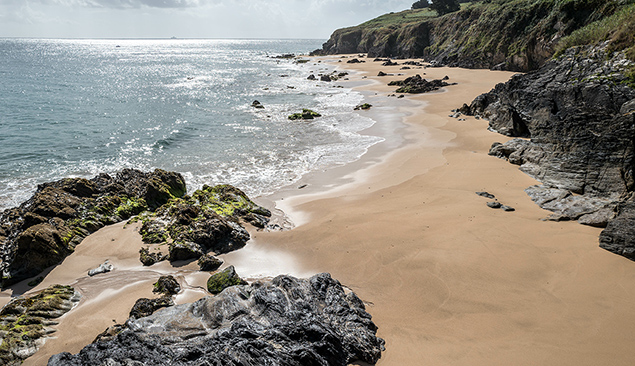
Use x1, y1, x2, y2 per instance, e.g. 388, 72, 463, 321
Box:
357, 8, 436, 28
556, 3, 635, 60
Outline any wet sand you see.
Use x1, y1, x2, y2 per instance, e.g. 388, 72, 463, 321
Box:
3, 56, 635, 366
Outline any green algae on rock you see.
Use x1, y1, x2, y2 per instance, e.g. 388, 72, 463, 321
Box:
288, 109, 322, 120
0, 169, 186, 287
0, 284, 79, 365
135, 184, 270, 264
206, 265, 247, 294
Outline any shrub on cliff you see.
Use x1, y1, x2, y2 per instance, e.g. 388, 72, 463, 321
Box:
412, 0, 429, 9
430, 0, 460, 15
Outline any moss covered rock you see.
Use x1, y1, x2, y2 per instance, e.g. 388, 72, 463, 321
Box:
153, 275, 181, 296
206, 266, 247, 294
0, 284, 79, 365
288, 109, 322, 120
0, 169, 186, 287
139, 247, 168, 266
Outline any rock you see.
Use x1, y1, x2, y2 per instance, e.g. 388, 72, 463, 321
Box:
347, 58, 363, 63
397, 94, 404, 98
599, 198, 635, 258
501, 205, 516, 212
388, 74, 452, 94
320, 75, 332, 82
128, 297, 174, 320
487, 201, 502, 209
377, 71, 387, 76
400, 66, 411, 70
135, 184, 267, 261
382, 60, 398, 66
169, 241, 204, 262
476, 191, 495, 199
48, 273, 384, 366
88, 260, 113, 276
206, 265, 246, 294
0, 285, 79, 365
153, 275, 181, 296
138, 247, 167, 266
198, 253, 223, 271
354, 103, 372, 110
307, 74, 316, 80
289, 109, 322, 120
251, 100, 265, 109
524, 185, 617, 226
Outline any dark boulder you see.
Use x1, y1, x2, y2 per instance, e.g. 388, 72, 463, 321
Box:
169, 241, 204, 262
153, 275, 181, 296
139, 247, 168, 266
128, 297, 174, 320
206, 265, 246, 294
389, 74, 453, 94
48, 273, 384, 366
198, 253, 223, 271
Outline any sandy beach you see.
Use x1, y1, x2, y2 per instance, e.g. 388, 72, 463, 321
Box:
4, 55, 635, 365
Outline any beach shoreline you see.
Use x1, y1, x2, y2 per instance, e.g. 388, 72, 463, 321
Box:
5, 55, 635, 365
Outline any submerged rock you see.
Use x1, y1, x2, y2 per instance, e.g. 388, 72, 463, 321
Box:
0, 169, 186, 287
48, 273, 384, 366
1, 285, 79, 365
288, 109, 322, 120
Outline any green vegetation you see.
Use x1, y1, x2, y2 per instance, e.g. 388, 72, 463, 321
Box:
556, 3, 635, 60
320, 0, 634, 71
430, 0, 461, 16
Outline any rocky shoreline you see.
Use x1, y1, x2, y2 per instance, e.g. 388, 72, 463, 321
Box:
459, 45, 635, 259
0, 168, 384, 365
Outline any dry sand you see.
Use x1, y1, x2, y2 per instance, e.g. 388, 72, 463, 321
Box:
2, 55, 635, 366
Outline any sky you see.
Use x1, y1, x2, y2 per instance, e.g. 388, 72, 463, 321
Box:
0, 0, 415, 39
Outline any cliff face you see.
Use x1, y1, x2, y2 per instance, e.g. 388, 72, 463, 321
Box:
313, 0, 620, 72
462, 45, 635, 259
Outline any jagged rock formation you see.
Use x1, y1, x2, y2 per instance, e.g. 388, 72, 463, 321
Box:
48, 273, 385, 366
137, 184, 271, 263
0, 285, 80, 365
0, 169, 186, 287
462, 45, 635, 259
312, 0, 623, 72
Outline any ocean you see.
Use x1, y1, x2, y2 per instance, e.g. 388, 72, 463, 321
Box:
0, 38, 382, 210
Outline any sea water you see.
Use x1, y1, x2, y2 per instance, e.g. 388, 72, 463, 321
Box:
0, 38, 382, 210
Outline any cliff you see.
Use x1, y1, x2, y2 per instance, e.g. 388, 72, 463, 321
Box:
313, 0, 626, 72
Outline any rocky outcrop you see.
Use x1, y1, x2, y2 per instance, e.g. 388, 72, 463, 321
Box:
137, 184, 270, 264
312, 0, 621, 72
0, 285, 80, 365
48, 273, 384, 366
0, 169, 186, 287
463, 45, 635, 259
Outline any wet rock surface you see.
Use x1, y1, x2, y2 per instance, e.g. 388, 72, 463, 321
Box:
0, 285, 80, 365
206, 265, 246, 294
464, 46, 635, 259
48, 273, 385, 366
0, 169, 186, 287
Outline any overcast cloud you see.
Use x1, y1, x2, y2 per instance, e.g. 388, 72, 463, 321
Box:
0, 0, 414, 39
